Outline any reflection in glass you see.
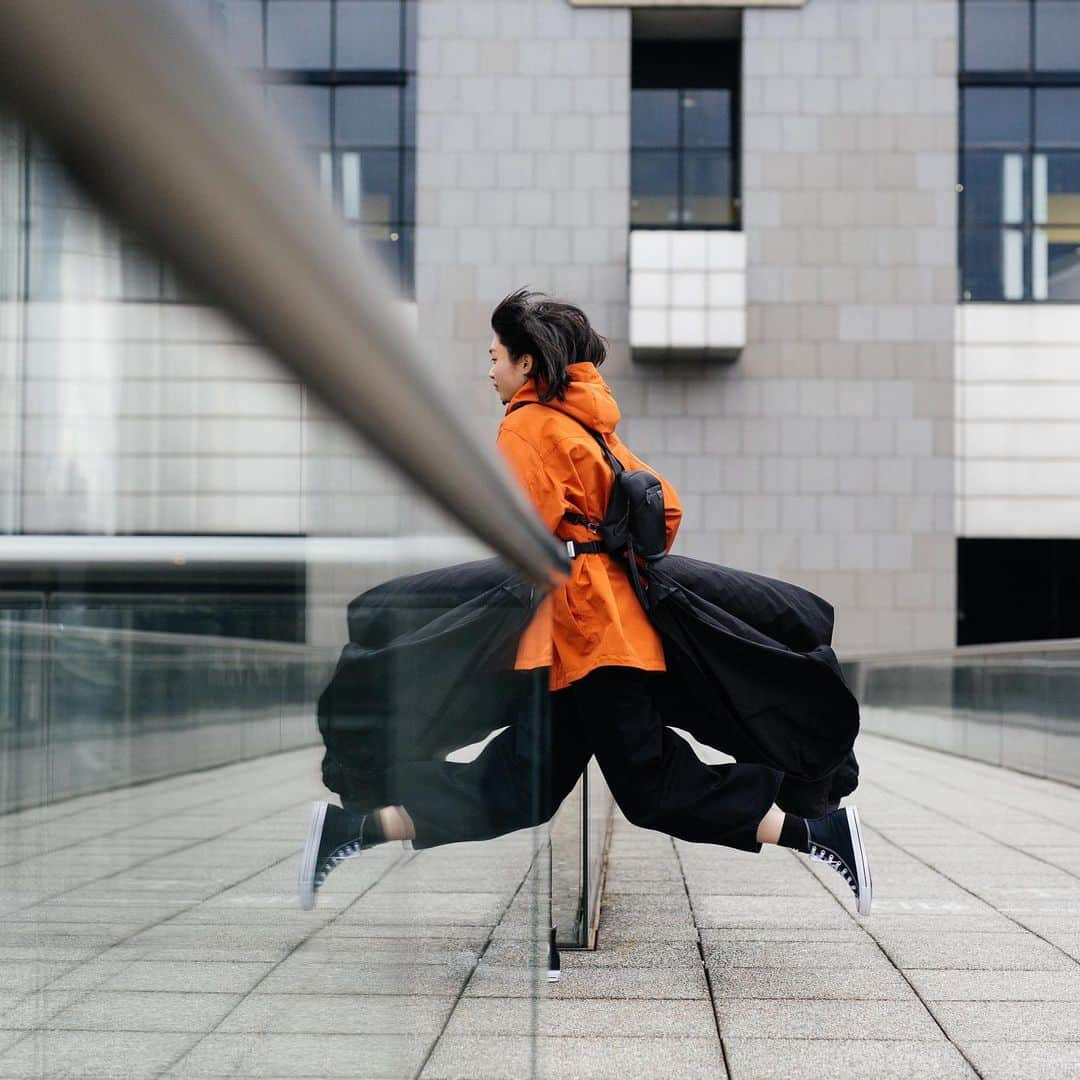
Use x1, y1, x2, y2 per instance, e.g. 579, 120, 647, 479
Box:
335, 86, 401, 147
682, 89, 732, 149
963, 151, 1027, 224
963, 87, 1030, 147
961, 226, 1027, 300
219, 0, 264, 68
682, 152, 735, 225
630, 150, 678, 226
267, 0, 331, 68
631, 89, 679, 148
963, 0, 1030, 71
1035, 0, 1080, 70
336, 0, 402, 69
267, 84, 331, 146
1036, 88, 1080, 148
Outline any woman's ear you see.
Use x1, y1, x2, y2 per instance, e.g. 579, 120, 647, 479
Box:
519, 353, 534, 377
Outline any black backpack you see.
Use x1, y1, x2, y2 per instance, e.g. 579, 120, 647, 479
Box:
511, 402, 667, 609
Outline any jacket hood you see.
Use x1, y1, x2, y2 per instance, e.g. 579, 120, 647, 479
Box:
506, 362, 621, 434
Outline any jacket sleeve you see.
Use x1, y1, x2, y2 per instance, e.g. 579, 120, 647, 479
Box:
497, 426, 568, 534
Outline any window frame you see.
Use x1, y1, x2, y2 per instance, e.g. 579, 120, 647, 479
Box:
630, 39, 741, 232
959, 0, 1080, 303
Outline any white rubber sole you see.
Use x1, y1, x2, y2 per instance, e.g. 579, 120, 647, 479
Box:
846, 805, 872, 917
298, 800, 328, 911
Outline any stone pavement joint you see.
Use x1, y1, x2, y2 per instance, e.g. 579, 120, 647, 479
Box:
2, 732, 1080, 1078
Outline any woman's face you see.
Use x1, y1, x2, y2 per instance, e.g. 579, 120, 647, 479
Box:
488, 333, 533, 405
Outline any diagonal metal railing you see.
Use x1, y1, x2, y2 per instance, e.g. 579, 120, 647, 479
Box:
0, 0, 567, 587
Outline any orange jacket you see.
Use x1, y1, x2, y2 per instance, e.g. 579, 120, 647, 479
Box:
497, 362, 682, 691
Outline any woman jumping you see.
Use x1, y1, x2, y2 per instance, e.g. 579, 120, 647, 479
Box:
300, 289, 871, 916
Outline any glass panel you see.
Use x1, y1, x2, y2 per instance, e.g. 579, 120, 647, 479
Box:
1003, 225, 1024, 297
961, 226, 1027, 300
963, 87, 1030, 147
336, 0, 402, 69
220, 0, 264, 68
405, 0, 418, 69
266, 84, 331, 146
963, 0, 1031, 71
335, 85, 401, 147
963, 151, 1029, 224
631, 89, 679, 149
630, 149, 679, 226
1043, 152, 1080, 223
681, 151, 735, 226
403, 147, 415, 222
1036, 88, 1080, 148
339, 149, 400, 224
1045, 227, 1080, 298
1033, 225, 1048, 298
1035, 0, 1080, 70
267, 0, 331, 69
681, 89, 732, 149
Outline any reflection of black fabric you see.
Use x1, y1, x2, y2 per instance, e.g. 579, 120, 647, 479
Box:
318, 559, 538, 806
381, 667, 782, 852
318, 554, 861, 813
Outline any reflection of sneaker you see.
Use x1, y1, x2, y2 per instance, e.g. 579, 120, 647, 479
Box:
298, 801, 371, 911
807, 806, 872, 917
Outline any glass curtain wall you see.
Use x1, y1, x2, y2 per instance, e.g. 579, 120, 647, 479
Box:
0, 3, 554, 1072
960, 0, 1080, 301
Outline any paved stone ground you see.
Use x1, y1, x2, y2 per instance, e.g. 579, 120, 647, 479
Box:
2, 731, 1080, 1079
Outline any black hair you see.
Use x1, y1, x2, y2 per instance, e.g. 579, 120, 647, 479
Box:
490, 287, 607, 403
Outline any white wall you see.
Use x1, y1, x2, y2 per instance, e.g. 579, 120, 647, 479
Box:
957, 304, 1080, 537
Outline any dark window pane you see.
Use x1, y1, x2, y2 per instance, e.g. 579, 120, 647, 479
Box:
121, 243, 163, 301
962, 151, 1026, 224
335, 86, 401, 146
681, 89, 732, 149
1036, 88, 1080, 148
631, 90, 679, 149
1035, 1, 1080, 70
219, 0, 263, 67
1040, 152, 1080, 225
267, 84, 331, 146
336, 1, 401, 69
339, 149, 399, 224
963, 87, 1030, 147
961, 226, 1027, 300
630, 150, 678, 226
267, 0, 331, 69
681, 151, 735, 226
963, 1, 1031, 71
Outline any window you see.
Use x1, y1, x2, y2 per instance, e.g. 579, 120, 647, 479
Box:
73, 0, 417, 302
960, 1, 1080, 301
631, 40, 739, 229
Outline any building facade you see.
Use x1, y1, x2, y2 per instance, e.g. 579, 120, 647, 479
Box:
2, 0, 1078, 652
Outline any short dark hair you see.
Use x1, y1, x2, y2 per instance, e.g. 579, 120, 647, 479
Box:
490, 288, 607, 403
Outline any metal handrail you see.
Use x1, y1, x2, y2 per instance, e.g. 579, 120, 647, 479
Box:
0, 0, 568, 587
843, 637, 1080, 665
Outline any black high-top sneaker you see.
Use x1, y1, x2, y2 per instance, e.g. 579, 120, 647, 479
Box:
806, 806, 872, 916
298, 801, 378, 911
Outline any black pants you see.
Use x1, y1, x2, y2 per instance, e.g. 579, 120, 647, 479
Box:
384, 666, 783, 854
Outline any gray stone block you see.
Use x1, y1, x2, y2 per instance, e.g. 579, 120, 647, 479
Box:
710, 965, 912, 1001
963, 1041, 1080, 1080
724, 1038, 976, 1080
421, 1035, 725, 1080
716, 999, 943, 1041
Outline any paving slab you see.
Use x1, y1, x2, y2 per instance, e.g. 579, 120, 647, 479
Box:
709, 965, 913, 1001
963, 1041, 1080, 1080
876, 931, 1074, 971
441, 997, 717, 1037
420, 1035, 725, 1080
905, 968, 1080, 1001
723, 1038, 977, 1080
464, 963, 709, 999
217, 993, 456, 1035
0, 1029, 202, 1078
931, 1000, 1080, 1042
714, 999, 944, 1041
